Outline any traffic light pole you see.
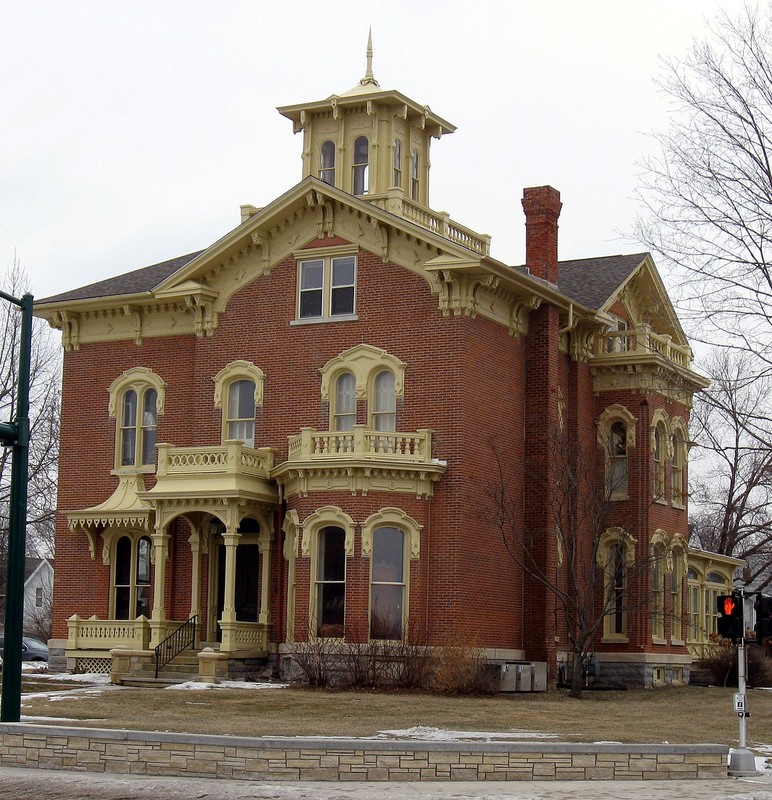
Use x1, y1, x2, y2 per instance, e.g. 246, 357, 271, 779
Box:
0, 290, 32, 723
729, 592, 757, 776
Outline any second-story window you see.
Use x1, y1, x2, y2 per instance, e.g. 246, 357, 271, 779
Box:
320, 140, 335, 186
226, 379, 256, 447
333, 372, 356, 432
371, 370, 396, 431
353, 136, 369, 195
120, 388, 157, 467
653, 424, 665, 500
297, 256, 356, 321
672, 430, 685, 505
609, 420, 628, 497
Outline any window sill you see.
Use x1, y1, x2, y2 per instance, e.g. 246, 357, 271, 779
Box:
291, 314, 358, 326
652, 637, 667, 646
601, 635, 629, 644
672, 501, 686, 511
671, 638, 685, 646
111, 465, 155, 476
609, 494, 629, 502
654, 497, 668, 506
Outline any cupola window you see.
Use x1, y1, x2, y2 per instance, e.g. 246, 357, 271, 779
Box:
353, 136, 369, 195
320, 140, 336, 186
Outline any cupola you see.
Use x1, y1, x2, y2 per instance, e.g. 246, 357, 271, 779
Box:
277, 32, 455, 207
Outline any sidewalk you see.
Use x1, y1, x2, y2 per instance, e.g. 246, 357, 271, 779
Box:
2, 767, 772, 800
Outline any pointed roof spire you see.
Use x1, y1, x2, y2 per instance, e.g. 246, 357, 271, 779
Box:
360, 28, 379, 88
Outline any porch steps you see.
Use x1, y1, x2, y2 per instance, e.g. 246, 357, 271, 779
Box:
119, 649, 201, 686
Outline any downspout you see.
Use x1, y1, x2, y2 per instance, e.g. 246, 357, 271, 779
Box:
424, 494, 432, 642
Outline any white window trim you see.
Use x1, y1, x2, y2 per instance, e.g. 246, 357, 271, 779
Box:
291, 245, 359, 325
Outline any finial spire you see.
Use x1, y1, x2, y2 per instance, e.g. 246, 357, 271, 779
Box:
360, 28, 379, 87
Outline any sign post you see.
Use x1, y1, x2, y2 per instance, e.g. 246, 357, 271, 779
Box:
728, 590, 758, 776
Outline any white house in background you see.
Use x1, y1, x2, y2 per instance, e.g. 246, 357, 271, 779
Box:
23, 557, 54, 639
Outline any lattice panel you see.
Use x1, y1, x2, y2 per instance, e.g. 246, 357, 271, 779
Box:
75, 657, 111, 674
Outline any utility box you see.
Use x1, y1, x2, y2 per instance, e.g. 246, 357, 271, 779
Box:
497, 661, 547, 693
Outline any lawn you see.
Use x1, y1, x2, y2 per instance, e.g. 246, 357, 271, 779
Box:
16, 678, 772, 750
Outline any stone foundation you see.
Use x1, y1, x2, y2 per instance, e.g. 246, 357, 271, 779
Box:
0, 724, 727, 782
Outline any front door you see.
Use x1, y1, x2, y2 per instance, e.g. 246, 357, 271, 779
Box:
215, 543, 260, 640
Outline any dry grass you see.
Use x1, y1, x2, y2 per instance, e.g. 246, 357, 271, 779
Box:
17, 681, 772, 748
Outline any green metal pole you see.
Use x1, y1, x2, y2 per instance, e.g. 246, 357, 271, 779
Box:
1, 292, 32, 722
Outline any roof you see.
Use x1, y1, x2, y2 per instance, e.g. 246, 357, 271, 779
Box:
37, 251, 204, 305
557, 253, 647, 311
37, 248, 648, 314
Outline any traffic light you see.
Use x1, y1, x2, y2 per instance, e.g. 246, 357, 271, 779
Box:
717, 592, 743, 642
755, 595, 772, 644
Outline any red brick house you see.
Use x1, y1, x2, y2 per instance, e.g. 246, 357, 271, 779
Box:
36, 54, 739, 685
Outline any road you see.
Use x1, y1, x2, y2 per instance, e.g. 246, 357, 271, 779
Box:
3, 767, 772, 800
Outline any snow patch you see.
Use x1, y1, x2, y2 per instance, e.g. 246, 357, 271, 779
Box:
165, 680, 288, 691
376, 726, 559, 741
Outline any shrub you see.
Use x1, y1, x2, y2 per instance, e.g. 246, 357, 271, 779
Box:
697, 636, 772, 687
430, 634, 496, 695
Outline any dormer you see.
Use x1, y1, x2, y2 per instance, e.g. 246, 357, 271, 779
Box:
277, 33, 455, 206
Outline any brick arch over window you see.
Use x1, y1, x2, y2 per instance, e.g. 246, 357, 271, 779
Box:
319, 344, 406, 402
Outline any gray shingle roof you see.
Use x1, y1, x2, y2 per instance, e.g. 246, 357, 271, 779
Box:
36, 251, 204, 305
557, 253, 647, 310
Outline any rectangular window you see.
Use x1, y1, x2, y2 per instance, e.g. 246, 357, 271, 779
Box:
297, 256, 356, 321
370, 527, 405, 640
35, 587, 43, 607
316, 527, 346, 638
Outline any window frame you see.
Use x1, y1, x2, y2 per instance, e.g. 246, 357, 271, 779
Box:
293, 247, 358, 324
410, 148, 419, 201
597, 405, 637, 501
320, 139, 336, 186
671, 419, 687, 508
393, 138, 402, 189
108, 368, 166, 473
361, 508, 421, 642
111, 533, 152, 620
368, 526, 407, 640
213, 361, 265, 447
597, 527, 636, 642
352, 135, 369, 195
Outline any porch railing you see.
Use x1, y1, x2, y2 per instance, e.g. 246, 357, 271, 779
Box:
67, 614, 151, 651
155, 614, 197, 678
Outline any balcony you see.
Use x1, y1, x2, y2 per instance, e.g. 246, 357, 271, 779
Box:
145, 441, 278, 504
274, 425, 447, 499
367, 190, 491, 256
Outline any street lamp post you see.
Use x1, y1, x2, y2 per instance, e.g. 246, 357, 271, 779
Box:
0, 290, 32, 722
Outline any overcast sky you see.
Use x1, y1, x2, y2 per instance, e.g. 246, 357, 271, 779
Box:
0, 0, 728, 301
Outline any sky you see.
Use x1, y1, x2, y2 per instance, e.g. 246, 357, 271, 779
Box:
0, 0, 730, 301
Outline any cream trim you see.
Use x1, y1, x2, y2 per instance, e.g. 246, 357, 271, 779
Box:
360, 507, 422, 560
294, 244, 359, 260
319, 344, 406, 401
107, 368, 166, 418
299, 505, 355, 558
212, 360, 265, 409
596, 404, 637, 450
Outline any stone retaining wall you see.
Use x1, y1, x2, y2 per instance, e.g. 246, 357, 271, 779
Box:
0, 724, 728, 782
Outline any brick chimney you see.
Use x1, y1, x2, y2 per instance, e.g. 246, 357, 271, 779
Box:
521, 186, 562, 285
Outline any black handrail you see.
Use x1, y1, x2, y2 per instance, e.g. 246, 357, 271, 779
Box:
155, 615, 197, 678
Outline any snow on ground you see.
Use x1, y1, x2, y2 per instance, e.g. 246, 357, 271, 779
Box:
165, 680, 288, 691
376, 726, 560, 741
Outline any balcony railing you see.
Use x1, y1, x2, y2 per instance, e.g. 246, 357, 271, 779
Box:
287, 426, 435, 464
67, 614, 151, 651
367, 191, 491, 256
594, 324, 692, 369
155, 440, 275, 479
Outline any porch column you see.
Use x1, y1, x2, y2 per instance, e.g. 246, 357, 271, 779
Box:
219, 526, 241, 651
258, 530, 272, 626
149, 523, 170, 648
188, 529, 202, 621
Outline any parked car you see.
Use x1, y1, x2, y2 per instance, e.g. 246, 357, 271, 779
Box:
0, 634, 48, 661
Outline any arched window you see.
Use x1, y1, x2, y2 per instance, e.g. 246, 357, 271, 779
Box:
333, 372, 356, 432
226, 379, 256, 447
410, 148, 419, 201
392, 139, 402, 188
706, 571, 728, 637
109, 368, 166, 471
652, 543, 666, 640
653, 424, 665, 500
671, 546, 685, 641
320, 140, 335, 186
315, 526, 346, 638
353, 136, 369, 195
672, 429, 685, 505
119, 388, 157, 467
371, 370, 396, 432
370, 527, 405, 640
608, 542, 627, 636
113, 535, 152, 620
687, 567, 700, 642
609, 420, 628, 497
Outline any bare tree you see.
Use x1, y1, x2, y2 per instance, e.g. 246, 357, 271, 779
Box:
487, 431, 654, 699
689, 348, 772, 587
0, 257, 60, 615
636, 4, 772, 374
